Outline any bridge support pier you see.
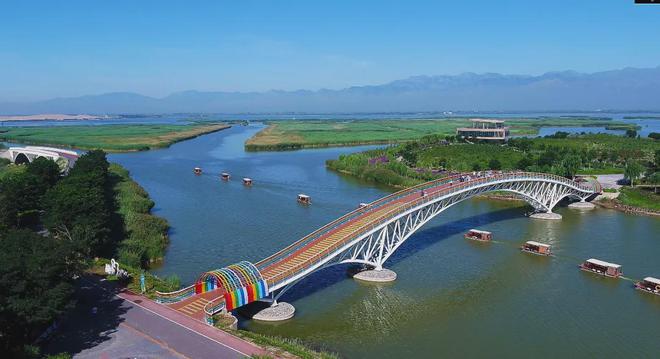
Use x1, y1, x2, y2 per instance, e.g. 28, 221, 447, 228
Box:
252, 302, 295, 322
529, 212, 562, 220
353, 268, 397, 283
568, 200, 595, 209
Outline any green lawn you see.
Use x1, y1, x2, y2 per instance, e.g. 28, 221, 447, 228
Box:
0, 123, 230, 152
245, 118, 638, 151
618, 187, 660, 211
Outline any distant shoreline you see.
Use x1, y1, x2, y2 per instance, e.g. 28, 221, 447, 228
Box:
0, 114, 104, 121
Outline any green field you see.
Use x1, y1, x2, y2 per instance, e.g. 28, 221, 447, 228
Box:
0, 123, 230, 152
245, 118, 638, 151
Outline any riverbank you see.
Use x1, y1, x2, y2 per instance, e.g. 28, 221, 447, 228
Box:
245, 118, 639, 151
110, 163, 170, 268
0, 123, 230, 152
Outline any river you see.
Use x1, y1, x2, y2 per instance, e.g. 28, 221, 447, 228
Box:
108, 124, 659, 358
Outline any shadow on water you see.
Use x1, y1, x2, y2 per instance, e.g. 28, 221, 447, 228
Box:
274, 207, 523, 304
42, 277, 129, 356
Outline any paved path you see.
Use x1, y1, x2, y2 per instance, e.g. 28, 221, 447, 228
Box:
44, 276, 269, 359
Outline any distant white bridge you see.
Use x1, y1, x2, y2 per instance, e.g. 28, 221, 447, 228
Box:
0, 146, 78, 171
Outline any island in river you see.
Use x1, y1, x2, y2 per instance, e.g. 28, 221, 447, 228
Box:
0, 122, 230, 152
244, 117, 640, 151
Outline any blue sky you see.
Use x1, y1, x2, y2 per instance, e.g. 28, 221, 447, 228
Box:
1, 0, 659, 101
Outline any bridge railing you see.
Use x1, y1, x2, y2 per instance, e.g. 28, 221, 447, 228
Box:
203, 296, 227, 325
266, 172, 599, 287
155, 284, 196, 304
256, 174, 463, 270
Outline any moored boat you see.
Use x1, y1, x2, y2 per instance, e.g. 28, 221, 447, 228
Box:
221, 172, 230, 180
193, 167, 202, 175
464, 229, 492, 242
521, 241, 552, 256
579, 258, 622, 278
243, 177, 253, 186
635, 277, 660, 296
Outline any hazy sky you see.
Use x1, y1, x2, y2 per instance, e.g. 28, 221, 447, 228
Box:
1, 0, 659, 101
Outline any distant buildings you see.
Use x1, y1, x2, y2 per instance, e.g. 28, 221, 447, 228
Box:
456, 119, 509, 142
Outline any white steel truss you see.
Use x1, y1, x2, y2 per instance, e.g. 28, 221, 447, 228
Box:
269, 176, 596, 298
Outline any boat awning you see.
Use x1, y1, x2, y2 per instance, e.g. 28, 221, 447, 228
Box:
468, 229, 491, 234
643, 277, 660, 285
526, 241, 550, 248
243, 178, 252, 181
586, 258, 621, 269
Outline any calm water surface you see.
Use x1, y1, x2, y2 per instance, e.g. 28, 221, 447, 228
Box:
109, 125, 659, 358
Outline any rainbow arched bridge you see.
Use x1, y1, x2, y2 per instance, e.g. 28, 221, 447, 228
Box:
156, 172, 601, 323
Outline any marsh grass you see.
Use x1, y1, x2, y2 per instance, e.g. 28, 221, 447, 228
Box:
245, 118, 638, 150
0, 123, 229, 152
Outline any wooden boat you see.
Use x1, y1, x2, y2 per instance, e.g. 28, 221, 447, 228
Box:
243, 178, 253, 186
221, 172, 230, 180
464, 229, 492, 242
635, 277, 660, 296
193, 167, 202, 175
579, 258, 622, 278
521, 241, 552, 256
297, 194, 311, 205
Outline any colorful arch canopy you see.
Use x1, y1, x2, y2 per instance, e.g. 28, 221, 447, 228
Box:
195, 261, 264, 295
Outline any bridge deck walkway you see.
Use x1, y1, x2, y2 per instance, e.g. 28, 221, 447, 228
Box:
168, 288, 225, 320
260, 177, 456, 284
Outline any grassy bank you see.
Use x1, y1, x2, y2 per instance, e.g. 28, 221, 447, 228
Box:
229, 329, 339, 359
245, 118, 638, 151
618, 187, 660, 211
109, 163, 169, 268
0, 123, 230, 152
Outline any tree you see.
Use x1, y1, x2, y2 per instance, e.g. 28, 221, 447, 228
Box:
472, 162, 482, 171
624, 160, 644, 187
625, 129, 637, 138
516, 156, 534, 170
0, 172, 43, 229
26, 157, 61, 189
649, 132, 660, 140
648, 172, 660, 193
560, 154, 581, 179
0, 230, 74, 355
488, 159, 502, 170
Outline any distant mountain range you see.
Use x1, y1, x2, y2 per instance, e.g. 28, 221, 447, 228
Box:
2, 66, 660, 114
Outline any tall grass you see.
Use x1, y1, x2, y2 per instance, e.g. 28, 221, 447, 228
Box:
109, 164, 169, 268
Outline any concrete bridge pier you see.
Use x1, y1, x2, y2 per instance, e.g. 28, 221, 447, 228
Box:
252, 300, 295, 322
568, 199, 595, 209
529, 211, 562, 220
353, 267, 397, 283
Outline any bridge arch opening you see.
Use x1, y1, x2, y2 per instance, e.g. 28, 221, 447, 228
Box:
14, 153, 30, 165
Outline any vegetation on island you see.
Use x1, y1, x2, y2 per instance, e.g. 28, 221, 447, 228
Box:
245, 118, 639, 151
327, 133, 659, 188
0, 122, 230, 152
0, 150, 173, 356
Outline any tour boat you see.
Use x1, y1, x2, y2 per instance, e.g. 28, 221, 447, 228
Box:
635, 277, 660, 296
464, 229, 492, 242
298, 194, 311, 205
221, 172, 230, 180
358, 202, 369, 209
243, 178, 253, 186
521, 241, 552, 256
193, 167, 202, 175
579, 258, 622, 278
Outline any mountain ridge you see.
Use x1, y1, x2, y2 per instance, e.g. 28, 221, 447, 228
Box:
2, 66, 659, 114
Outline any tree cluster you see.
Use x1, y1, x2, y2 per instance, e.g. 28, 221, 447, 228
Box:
0, 150, 119, 356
